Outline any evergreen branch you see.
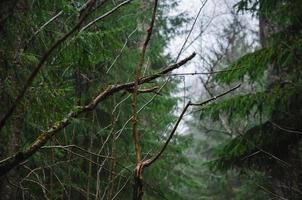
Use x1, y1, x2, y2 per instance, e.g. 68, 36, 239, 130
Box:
0, 52, 195, 176
0, 0, 100, 132
238, 132, 292, 168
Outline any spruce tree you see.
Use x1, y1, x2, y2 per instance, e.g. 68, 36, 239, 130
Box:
199, 0, 302, 198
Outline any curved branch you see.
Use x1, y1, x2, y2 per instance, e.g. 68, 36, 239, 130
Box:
143, 84, 241, 167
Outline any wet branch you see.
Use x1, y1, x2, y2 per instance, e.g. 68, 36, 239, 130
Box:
132, 1, 159, 199
143, 84, 241, 168
0, 53, 196, 177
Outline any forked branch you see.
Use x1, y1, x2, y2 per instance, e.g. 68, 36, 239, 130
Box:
130, 84, 240, 200
132, 1, 159, 198
0, 53, 196, 177
143, 84, 241, 168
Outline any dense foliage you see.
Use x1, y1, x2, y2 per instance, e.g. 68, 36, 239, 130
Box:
0, 1, 192, 199
195, 0, 302, 199
1, 0, 302, 199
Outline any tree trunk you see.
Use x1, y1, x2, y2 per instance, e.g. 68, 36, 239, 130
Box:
132, 0, 148, 199
0, 112, 23, 200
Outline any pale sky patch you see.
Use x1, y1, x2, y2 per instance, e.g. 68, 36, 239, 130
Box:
165, 0, 258, 134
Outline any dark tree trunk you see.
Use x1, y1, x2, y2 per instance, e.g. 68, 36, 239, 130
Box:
0, 112, 23, 200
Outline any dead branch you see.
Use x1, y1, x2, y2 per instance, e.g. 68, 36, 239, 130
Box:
41, 145, 114, 159
80, 0, 132, 32
127, 86, 159, 94
123, 84, 240, 200
143, 84, 241, 167
132, 1, 159, 199
0, 52, 195, 177
166, 67, 246, 76
24, 11, 63, 50
175, 0, 208, 61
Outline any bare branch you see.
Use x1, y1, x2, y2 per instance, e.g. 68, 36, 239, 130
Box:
127, 86, 159, 94
24, 11, 63, 50
269, 121, 302, 136
143, 84, 241, 167
80, 0, 132, 32
132, 0, 159, 164
175, 0, 208, 61
132, 1, 159, 198
0, 53, 195, 176
166, 67, 246, 76
41, 145, 114, 159
143, 101, 191, 167
188, 84, 241, 106
106, 28, 138, 73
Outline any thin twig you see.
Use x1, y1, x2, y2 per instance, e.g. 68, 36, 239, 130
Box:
80, 0, 132, 32
106, 28, 138, 73
269, 121, 302, 136
167, 67, 246, 76
175, 0, 208, 61
41, 145, 114, 159
256, 183, 288, 200
111, 175, 131, 199
25, 11, 63, 50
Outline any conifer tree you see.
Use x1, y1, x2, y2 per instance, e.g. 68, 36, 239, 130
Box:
0, 1, 192, 199
199, 0, 302, 198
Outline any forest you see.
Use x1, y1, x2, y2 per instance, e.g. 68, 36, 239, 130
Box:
0, 0, 302, 199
